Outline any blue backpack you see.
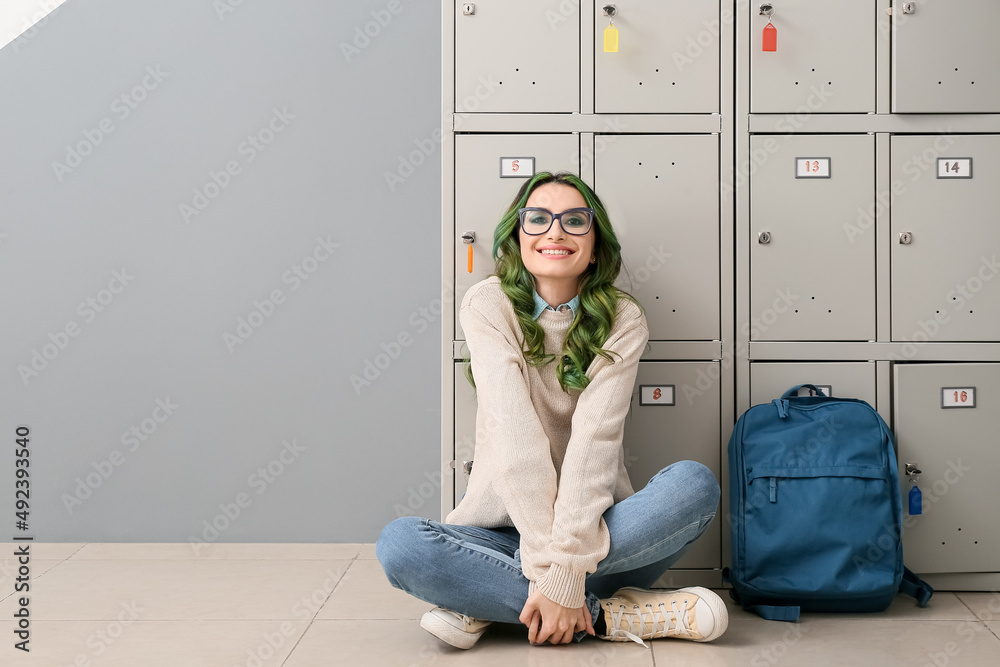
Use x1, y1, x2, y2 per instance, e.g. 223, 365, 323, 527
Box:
723, 384, 933, 621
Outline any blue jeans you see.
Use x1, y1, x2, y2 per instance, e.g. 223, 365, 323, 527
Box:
376, 460, 720, 643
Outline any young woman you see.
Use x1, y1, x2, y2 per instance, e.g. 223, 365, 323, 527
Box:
376, 172, 726, 649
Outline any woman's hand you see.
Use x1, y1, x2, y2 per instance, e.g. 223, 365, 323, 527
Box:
519, 590, 595, 645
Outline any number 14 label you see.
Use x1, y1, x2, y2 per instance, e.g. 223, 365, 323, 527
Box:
937, 158, 972, 178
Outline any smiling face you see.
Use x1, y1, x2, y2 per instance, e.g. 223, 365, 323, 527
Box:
519, 183, 596, 300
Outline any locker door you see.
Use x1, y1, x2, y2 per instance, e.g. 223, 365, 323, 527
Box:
623, 362, 722, 570
594, 1, 718, 113
750, 362, 876, 406
894, 364, 1000, 573
891, 135, 1000, 342
750, 0, 874, 113
749, 134, 875, 341
454, 363, 477, 509
892, 0, 1000, 113
454, 0, 579, 113
454, 134, 579, 339
595, 135, 719, 341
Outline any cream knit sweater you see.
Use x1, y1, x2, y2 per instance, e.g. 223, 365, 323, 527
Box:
446, 276, 649, 609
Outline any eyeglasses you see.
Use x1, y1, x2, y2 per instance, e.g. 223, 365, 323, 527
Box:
517, 207, 595, 236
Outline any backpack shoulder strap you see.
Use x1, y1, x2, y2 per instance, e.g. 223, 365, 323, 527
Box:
899, 566, 934, 607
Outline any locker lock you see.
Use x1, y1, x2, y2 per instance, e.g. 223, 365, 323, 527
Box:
463, 460, 474, 476
759, 3, 774, 18
905, 463, 922, 476
899, 232, 913, 245
461, 231, 476, 244
758, 231, 771, 244
462, 3, 475, 16
602, 4, 617, 17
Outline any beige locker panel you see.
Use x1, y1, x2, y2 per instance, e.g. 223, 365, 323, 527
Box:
454, 134, 579, 339
454, 0, 578, 113
595, 135, 719, 341
594, 1, 718, 113
892, 0, 1000, 113
891, 135, 1000, 342
894, 364, 1000, 573
750, 0, 874, 113
454, 363, 477, 508
750, 362, 876, 406
623, 362, 722, 569
749, 134, 875, 341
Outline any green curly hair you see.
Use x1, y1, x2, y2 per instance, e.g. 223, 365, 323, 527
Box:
462, 171, 644, 394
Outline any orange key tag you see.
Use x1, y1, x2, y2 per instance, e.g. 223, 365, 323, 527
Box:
762, 21, 776, 52
467, 243, 473, 273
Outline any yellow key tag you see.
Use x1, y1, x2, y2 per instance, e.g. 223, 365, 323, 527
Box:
603, 24, 618, 52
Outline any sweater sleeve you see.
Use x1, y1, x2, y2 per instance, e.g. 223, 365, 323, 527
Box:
459, 296, 560, 587
530, 303, 649, 609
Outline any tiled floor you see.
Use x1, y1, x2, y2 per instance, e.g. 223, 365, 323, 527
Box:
1, 544, 998, 666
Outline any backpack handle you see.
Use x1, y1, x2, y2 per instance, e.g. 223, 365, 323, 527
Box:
781, 384, 827, 398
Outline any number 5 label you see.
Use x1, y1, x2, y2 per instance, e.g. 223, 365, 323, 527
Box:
941, 386, 976, 408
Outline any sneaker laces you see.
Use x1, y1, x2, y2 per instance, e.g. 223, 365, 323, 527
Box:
605, 598, 693, 647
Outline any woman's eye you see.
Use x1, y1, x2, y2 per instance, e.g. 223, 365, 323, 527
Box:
528, 216, 548, 225
565, 216, 585, 227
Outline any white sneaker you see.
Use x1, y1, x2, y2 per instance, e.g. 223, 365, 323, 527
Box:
597, 586, 729, 646
420, 607, 492, 649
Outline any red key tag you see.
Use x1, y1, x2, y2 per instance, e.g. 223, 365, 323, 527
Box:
762, 21, 777, 52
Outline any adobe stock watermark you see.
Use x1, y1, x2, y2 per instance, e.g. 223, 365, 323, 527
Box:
222, 235, 340, 353
944, 591, 1000, 667
237, 569, 345, 667
750, 624, 809, 666
853, 458, 972, 574
51, 66, 170, 182
5, 0, 66, 54
350, 278, 456, 394
188, 438, 306, 554
213, 0, 251, 21
54, 600, 143, 667
843, 130, 956, 244
384, 75, 500, 192
672, 0, 743, 72
17, 267, 135, 386
179, 107, 295, 224
61, 397, 180, 514
340, 0, 413, 63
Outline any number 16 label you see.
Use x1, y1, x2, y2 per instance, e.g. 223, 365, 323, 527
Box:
941, 386, 976, 408
795, 157, 830, 178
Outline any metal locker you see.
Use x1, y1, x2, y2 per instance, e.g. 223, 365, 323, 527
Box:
594, 1, 718, 113
750, 0, 875, 113
892, 0, 1000, 113
454, 0, 579, 113
453, 363, 477, 508
594, 134, 720, 341
891, 135, 1000, 342
749, 134, 875, 341
623, 362, 722, 570
894, 363, 1000, 573
750, 362, 876, 406
454, 133, 579, 339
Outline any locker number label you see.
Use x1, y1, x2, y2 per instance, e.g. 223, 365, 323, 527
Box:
941, 386, 976, 409
795, 157, 830, 178
500, 157, 535, 178
936, 158, 972, 179
640, 385, 675, 406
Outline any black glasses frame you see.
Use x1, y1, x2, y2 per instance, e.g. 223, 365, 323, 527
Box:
517, 207, 596, 236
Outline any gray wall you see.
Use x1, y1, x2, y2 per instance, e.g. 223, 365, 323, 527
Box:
0, 0, 442, 542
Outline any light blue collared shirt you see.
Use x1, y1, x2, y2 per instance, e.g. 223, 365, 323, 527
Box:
532, 289, 580, 320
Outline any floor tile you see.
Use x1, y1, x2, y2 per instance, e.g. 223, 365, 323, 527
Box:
0, 619, 309, 666
0, 559, 352, 620
956, 592, 1000, 622
357, 543, 378, 559
317, 558, 432, 620
283, 620, 654, 667
0, 560, 64, 602
650, 617, 1000, 667
72, 542, 362, 560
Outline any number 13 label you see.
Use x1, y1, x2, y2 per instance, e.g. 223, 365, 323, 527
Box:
795, 158, 831, 178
